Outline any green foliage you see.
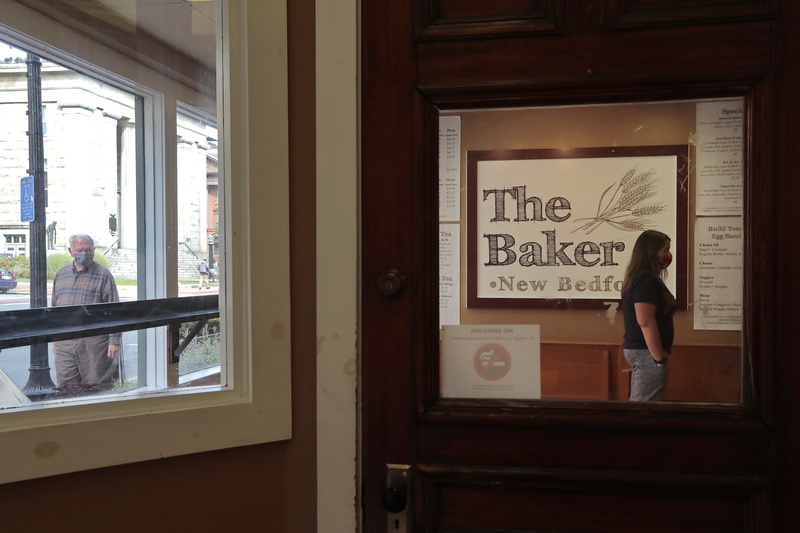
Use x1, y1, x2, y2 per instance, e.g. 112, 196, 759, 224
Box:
179, 341, 221, 374
93, 254, 111, 270
0, 255, 30, 278
111, 380, 139, 393
47, 254, 73, 278
1, 253, 114, 280
178, 319, 221, 374
46, 253, 112, 279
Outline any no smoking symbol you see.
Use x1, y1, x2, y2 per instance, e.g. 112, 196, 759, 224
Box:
473, 343, 511, 381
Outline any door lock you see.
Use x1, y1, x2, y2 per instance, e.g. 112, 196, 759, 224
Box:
383, 464, 410, 532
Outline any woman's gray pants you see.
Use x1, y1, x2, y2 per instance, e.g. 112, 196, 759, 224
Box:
623, 348, 669, 401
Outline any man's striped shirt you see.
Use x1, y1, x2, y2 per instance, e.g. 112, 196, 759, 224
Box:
52, 262, 121, 344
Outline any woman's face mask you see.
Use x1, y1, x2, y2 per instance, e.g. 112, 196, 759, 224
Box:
657, 252, 672, 270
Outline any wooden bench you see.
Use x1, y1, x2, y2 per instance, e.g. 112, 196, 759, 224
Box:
540, 343, 619, 400
541, 342, 742, 403
662, 344, 742, 403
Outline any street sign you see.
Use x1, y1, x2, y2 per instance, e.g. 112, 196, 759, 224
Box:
20, 176, 34, 222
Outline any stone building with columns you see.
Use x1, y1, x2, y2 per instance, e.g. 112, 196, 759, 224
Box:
0, 49, 215, 279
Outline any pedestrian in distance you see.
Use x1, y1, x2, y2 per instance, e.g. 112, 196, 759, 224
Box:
198, 258, 211, 289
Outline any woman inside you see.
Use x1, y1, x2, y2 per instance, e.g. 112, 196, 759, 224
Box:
621, 230, 676, 401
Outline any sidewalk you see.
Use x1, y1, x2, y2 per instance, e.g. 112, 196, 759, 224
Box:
13, 281, 218, 298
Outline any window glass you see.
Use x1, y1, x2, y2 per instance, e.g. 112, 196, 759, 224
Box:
176, 106, 220, 384
0, 0, 223, 407
439, 99, 744, 404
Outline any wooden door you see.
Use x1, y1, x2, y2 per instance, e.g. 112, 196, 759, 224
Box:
362, 1, 797, 531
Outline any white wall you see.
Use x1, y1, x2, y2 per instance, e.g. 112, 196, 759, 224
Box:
316, 0, 360, 530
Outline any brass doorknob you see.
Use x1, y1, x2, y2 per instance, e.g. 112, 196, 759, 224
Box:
378, 269, 406, 297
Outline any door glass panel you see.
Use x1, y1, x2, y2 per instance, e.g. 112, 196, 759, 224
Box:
439, 98, 744, 403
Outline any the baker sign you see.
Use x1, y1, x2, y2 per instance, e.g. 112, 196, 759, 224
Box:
467, 146, 684, 308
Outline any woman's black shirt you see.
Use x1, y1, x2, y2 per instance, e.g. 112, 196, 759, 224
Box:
622, 271, 676, 352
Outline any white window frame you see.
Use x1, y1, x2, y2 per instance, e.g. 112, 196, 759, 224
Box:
0, 0, 291, 483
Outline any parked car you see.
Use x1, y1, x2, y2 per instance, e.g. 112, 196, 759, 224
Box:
0, 267, 18, 293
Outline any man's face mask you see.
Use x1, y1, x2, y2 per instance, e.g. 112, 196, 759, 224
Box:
73, 253, 93, 266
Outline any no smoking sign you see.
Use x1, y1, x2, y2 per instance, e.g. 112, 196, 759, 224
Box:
441, 325, 540, 399
473, 343, 511, 381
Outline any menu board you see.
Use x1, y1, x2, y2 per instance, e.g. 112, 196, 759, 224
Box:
439, 115, 461, 222
439, 224, 460, 327
694, 217, 743, 330
695, 100, 743, 215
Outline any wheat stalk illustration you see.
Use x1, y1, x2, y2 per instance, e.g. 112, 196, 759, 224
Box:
572, 165, 666, 235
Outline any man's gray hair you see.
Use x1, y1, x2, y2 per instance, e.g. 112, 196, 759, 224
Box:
68, 233, 95, 248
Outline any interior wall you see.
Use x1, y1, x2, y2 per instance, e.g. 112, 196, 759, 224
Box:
314, 0, 359, 530
0, 1, 321, 531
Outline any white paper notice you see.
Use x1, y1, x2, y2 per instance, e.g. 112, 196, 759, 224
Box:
695, 100, 743, 215
439, 116, 461, 222
694, 217, 743, 330
439, 224, 460, 327
441, 325, 540, 399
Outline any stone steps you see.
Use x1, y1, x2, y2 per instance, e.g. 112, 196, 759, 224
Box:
103, 247, 207, 281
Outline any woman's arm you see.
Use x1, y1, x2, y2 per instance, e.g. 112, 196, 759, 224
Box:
634, 302, 667, 363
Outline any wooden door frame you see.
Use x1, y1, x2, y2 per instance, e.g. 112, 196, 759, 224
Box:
360, 0, 421, 528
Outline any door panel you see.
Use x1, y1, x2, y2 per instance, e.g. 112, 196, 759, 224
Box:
431, 481, 748, 533
417, 408, 769, 475
362, 1, 787, 531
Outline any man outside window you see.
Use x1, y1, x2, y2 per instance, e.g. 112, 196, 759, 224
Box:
51, 233, 121, 390
197, 258, 210, 289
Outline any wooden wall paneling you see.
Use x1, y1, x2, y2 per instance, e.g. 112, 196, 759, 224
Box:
437, 484, 745, 533
664, 345, 742, 403
416, 0, 559, 39
418, 413, 770, 475
419, 465, 762, 533
538, 343, 740, 403
417, 21, 772, 91
422, 0, 548, 23
541, 345, 611, 400
606, 0, 775, 30
540, 343, 619, 401
416, 1, 775, 45
562, 0, 608, 31
614, 347, 632, 400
